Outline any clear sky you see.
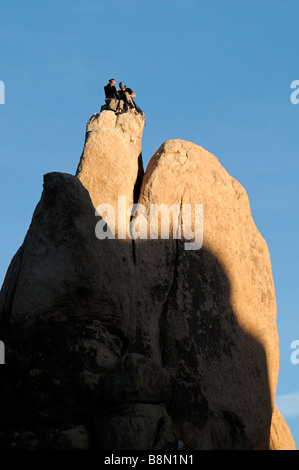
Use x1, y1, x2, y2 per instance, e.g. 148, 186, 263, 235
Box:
0, 0, 298, 448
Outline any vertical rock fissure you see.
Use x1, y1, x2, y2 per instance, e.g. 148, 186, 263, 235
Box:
133, 153, 144, 205
158, 206, 182, 365
131, 228, 136, 265
131, 152, 145, 265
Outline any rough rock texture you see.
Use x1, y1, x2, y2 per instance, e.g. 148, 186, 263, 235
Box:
0, 172, 138, 449
76, 109, 145, 237
133, 139, 279, 449
0, 110, 295, 450
270, 407, 296, 450
2, 173, 134, 336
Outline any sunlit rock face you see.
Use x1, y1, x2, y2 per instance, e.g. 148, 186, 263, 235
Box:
0, 109, 295, 450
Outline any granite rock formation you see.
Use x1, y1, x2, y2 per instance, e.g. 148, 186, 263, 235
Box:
0, 108, 295, 450
76, 109, 145, 237
133, 139, 280, 448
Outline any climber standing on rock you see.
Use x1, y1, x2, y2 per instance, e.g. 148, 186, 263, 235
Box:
117, 82, 136, 114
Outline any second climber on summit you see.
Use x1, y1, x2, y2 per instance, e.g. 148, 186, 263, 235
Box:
117, 82, 136, 113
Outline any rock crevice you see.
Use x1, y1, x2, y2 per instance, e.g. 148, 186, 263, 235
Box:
0, 110, 295, 450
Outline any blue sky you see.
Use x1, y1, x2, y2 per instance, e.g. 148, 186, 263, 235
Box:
0, 0, 298, 448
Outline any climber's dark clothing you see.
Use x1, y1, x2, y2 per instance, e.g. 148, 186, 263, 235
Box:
104, 84, 118, 102
118, 88, 135, 111
119, 87, 134, 101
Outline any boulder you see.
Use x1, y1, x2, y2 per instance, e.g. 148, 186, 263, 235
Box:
76, 109, 145, 237
270, 406, 296, 450
2, 172, 134, 339
0, 172, 136, 448
134, 139, 279, 449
